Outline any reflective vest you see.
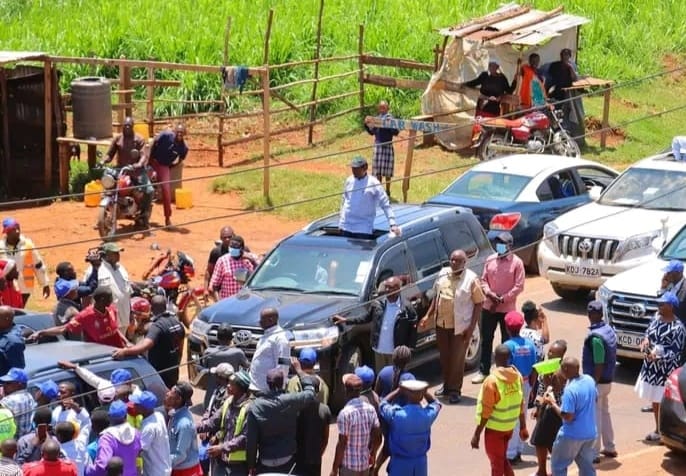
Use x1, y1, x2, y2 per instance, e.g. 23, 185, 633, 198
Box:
21, 241, 35, 290
0, 406, 16, 442
218, 398, 248, 463
476, 374, 523, 432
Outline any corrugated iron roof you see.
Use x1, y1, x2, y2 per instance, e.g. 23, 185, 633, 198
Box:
0, 51, 46, 66
438, 3, 589, 47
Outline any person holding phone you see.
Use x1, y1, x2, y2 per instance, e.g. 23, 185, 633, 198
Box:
16, 407, 57, 464
209, 235, 255, 301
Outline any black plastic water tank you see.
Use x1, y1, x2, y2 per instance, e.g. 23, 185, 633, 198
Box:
71, 77, 112, 139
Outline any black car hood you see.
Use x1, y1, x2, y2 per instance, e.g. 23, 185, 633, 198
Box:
199, 291, 360, 329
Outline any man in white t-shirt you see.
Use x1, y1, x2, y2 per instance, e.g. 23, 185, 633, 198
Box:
84, 243, 131, 333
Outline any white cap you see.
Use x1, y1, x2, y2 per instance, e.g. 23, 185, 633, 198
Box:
399, 380, 429, 392
97, 381, 116, 403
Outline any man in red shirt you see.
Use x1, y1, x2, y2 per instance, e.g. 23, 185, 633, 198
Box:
30, 287, 128, 348
22, 440, 77, 476
0, 260, 23, 308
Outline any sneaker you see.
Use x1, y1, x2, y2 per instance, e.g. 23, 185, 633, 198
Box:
645, 431, 661, 442
448, 392, 462, 404
641, 405, 654, 413
507, 453, 522, 465
471, 373, 486, 384
435, 386, 445, 397
600, 450, 618, 458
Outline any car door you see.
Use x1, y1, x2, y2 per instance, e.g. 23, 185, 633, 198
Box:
573, 165, 618, 192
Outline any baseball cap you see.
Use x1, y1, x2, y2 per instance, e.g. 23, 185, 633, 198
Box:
504, 311, 525, 330
658, 291, 680, 308
230, 370, 251, 391
110, 369, 132, 386
496, 232, 514, 244
350, 156, 367, 168
587, 300, 603, 313
130, 390, 158, 411
399, 379, 428, 392
36, 380, 59, 400
97, 381, 116, 403
54, 279, 79, 299
663, 260, 684, 274
354, 365, 375, 386
0, 368, 28, 384
341, 373, 363, 389
172, 381, 194, 406
108, 400, 128, 420
2, 218, 19, 234
101, 242, 124, 253
210, 363, 235, 379
298, 347, 318, 365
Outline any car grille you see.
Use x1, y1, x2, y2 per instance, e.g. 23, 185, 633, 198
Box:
557, 234, 619, 263
208, 324, 262, 357
608, 292, 657, 333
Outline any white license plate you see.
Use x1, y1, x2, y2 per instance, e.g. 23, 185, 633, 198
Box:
616, 331, 643, 349
565, 263, 601, 277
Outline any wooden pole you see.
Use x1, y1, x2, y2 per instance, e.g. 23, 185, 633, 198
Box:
146, 66, 155, 138
0, 70, 10, 194
307, 0, 325, 145
402, 130, 417, 203
121, 58, 133, 120
43, 60, 53, 190
117, 60, 126, 130
358, 24, 365, 121
218, 16, 232, 167
262, 10, 274, 199
601, 89, 611, 149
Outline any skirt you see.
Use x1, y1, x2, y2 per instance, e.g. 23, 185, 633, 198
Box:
634, 378, 666, 403
372, 143, 395, 177
530, 404, 562, 450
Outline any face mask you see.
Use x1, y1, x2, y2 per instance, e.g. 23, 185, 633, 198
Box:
495, 243, 508, 255
229, 247, 242, 258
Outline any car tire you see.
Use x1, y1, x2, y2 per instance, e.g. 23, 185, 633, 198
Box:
464, 325, 482, 370
551, 284, 591, 301
330, 343, 365, 412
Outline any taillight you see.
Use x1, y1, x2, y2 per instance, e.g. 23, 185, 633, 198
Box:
490, 212, 522, 231
664, 368, 683, 402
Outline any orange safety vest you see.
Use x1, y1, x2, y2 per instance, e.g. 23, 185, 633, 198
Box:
519, 65, 537, 109
21, 241, 35, 290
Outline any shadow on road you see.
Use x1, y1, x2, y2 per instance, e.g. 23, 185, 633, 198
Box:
662, 449, 686, 475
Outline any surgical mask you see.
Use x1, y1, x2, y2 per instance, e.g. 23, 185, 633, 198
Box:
495, 243, 508, 255
229, 247, 242, 258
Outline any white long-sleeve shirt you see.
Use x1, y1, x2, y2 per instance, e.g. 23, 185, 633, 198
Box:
338, 175, 395, 235
140, 411, 172, 476
84, 261, 131, 331
248, 325, 290, 393
0, 235, 48, 294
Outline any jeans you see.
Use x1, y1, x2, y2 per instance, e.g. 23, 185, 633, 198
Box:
436, 326, 468, 394
479, 310, 507, 375
551, 435, 596, 476
593, 383, 616, 456
135, 168, 154, 221
151, 159, 172, 219
484, 428, 514, 476
506, 379, 530, 458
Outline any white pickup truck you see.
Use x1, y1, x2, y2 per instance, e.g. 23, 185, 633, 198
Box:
538, 152, 686, 299
596, 223, 686, 360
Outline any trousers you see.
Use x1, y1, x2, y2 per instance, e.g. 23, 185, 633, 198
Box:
506, 380, 530, 458
479, 310, 507, 375
436, 326, 468, 393
387, 455, 427, 476
484, 428, 514, 476
593, 383, 616, 456
551, 435, 596, 476
151, 159, 173, 219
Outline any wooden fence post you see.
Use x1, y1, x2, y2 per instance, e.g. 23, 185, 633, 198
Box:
262, 9, 274, 200
601, 89, 611, 149
218, 16, 232, 167
358, 24, 365, 121
402, 130, 417, 203
146, 66, 155, 138
43, 60, 53, 190
307, 0, 325, 145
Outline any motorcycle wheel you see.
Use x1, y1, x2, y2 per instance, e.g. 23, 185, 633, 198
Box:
179, 293, 208, 328
97, 204, 118, 239
558, 133, 581, 157
478, 131, 508, 161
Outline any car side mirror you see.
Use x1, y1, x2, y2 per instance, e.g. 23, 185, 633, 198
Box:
588, 185, 602, 201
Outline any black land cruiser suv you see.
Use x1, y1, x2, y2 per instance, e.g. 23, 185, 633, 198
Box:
188, 204, 492, 408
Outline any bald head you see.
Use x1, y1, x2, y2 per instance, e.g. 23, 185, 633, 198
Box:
384, 276, 402, 301
259, 307, 279, 330
0, 439, 16, 458
378, 100, 389, 114
150, 295, 167, 315
449, 250, 467, 274
42, 440, 61, 461
220, 226, 235, 245
494, 344, 511, 367
548, 339, 568, 359
561, 356, 580, 379
0, 306, 14, 331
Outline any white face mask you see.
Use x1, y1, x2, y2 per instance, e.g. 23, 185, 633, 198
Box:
495, 243, 508, 255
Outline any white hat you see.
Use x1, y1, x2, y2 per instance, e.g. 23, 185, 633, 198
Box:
97, 381, 116, 403
399, 380, 429, 392
210, 363, 235, 378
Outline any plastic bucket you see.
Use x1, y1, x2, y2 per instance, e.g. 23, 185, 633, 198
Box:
175, 188, 193, 209
532, 357, 561, 375
84, 180, 103, 207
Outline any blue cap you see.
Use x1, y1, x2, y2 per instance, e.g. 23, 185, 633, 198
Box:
1, 218, 19, 234
37, 380, 59, 400
130, 390, 157, 410
0, 368, 28, 384
658, 291, 680, 308
108, 400, 128, 419
663, 260, 684, 274
354, 365, 375, 386
110, 369, 132, 385
54, 278, 79, 299
350, 156, 367, 168
298, 347, 317, 365
587, 300, 603, 313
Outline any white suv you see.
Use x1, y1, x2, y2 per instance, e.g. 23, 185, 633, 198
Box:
538, 152, 686, 299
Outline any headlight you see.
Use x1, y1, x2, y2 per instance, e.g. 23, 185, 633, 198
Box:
190, 319, 211, 336
289, 325, 339, 349
596, 285, 611, 304
101, 174, 116, 189
613, 231, 661, 262
543, 222, 560, 253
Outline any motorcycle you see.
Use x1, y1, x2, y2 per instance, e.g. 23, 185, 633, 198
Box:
134, 249, 206, 327
96, 164, 156, 238
473, 106, 580, 161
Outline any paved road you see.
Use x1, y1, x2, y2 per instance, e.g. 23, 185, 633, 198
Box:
189, 275, 686, 475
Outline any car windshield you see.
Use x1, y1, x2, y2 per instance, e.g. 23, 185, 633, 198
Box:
599, 167, 686, 210
661, 226, 686, 260
248, 244, 374, 295
442, 171, 530, 201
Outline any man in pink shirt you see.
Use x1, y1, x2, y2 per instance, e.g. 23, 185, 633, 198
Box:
472, 232, 525, 384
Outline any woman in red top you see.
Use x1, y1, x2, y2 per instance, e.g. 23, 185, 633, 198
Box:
30, 286, 128, 348
0, 259, 23, 308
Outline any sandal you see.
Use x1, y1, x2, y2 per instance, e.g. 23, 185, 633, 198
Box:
645, 431, 661, 442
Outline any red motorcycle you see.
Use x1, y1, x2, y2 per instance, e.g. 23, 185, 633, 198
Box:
135, 249, 206, 327
473, 107, 580, 161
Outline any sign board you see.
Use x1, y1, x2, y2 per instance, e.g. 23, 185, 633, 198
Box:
365, 116, 454, 134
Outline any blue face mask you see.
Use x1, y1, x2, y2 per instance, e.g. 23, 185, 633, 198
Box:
229, 247, 242, 258
495, 243, 508, 255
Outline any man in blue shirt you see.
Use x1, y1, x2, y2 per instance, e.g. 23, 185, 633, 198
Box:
503, 311, 537, 465
545, 356, 598, 476
338, 156, 400, 239
150, 124, 189, 227
379, 379, 441, 476
164, 381, 202, 475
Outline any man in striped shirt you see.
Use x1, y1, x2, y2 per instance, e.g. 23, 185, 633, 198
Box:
209, 236, 255, 300
331, 374, 382, 476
